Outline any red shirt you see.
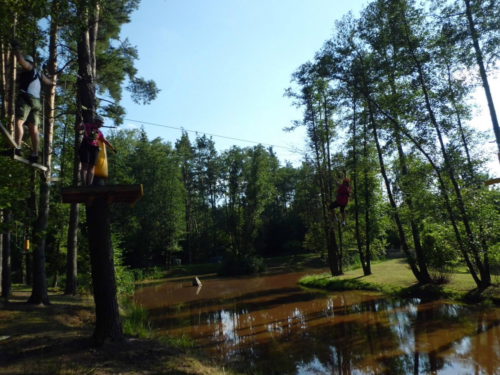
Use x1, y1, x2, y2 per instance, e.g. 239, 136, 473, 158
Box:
336, 183, 351, 206
81, 122, 104, 147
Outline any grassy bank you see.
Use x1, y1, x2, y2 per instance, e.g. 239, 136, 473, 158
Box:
0, 287, 237, 375
299, 258, 500, 304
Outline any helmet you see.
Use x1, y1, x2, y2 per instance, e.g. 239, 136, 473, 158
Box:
24, 55, 34, 64
94, 115, 104, 123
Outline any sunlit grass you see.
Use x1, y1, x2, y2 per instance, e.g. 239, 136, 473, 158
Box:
300, 258, 499, 302
157, 333, 195, 349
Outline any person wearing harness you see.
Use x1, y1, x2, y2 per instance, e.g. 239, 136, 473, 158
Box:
329, 177, 352, 225
12, 40, 54, 164
78, 115, 116, 186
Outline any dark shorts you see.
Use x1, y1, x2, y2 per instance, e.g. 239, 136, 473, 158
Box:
79, 143, 99, 166
330, 201, 346, 213
16, 93, 41, 127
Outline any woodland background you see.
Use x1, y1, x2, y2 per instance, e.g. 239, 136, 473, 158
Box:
0, 0, 499, 305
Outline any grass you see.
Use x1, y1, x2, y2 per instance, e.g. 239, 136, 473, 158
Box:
299, 258, 500, 304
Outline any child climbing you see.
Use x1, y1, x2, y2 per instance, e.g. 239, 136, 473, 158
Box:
329, 177, 351, 225
78, 115, 116, 186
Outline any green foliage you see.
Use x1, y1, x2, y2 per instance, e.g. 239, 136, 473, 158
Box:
490, 242, 500, 277
303, 222, 326, 254
421, 220, 459, 272
219, 253, 266, 276
121, 298, 152, 338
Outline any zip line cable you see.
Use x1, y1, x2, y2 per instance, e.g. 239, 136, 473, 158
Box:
122, 117, 305, 154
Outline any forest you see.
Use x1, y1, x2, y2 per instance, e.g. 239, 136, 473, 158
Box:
0, 0, 499, 323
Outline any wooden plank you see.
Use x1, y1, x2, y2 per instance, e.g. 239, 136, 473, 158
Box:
485, 177, 500, 186
0, 149, 48, 172
61, 184, 144, 204
0, 121, 17, 148
12, 154, 48, 172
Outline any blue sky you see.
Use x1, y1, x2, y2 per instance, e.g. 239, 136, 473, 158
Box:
118, 0, 368, 164
119, 0, 499, 175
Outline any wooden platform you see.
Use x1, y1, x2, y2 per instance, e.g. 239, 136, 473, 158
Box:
61, 184, 144, 204
485, 177, 500, 186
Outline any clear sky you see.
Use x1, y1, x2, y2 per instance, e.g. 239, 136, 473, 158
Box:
118, 0, 499, 175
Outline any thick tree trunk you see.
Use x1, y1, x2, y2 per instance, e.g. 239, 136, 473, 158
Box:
28, 179, 51, 305
86, 198, 123, 345
2, 211, 12, 301
64, 203, 79, 295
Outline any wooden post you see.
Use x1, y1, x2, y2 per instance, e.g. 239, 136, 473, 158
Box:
86, 197, 122, 344
61, 184, 143, 345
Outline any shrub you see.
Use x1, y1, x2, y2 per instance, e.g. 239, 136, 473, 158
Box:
219, 253, 266, 276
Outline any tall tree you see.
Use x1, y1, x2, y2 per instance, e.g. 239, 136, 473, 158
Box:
28, 0, 61, 305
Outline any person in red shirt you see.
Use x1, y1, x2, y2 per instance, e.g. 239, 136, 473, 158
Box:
78, 115, 116, 186
329, 177, 351, 225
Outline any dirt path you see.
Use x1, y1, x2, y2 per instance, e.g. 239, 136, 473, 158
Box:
0, 290, 229, 375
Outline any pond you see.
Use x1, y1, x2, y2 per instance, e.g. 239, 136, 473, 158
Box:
134, 271, 500, 375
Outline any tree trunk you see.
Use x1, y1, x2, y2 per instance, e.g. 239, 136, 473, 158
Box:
27, 179, 51, 305
405, 30, 490, 287
464, 0, 500, 162
369, 97, 484, 287
6, 17, 17, 127
64, 203, 79, 295
86, 198, 123, 345
2, 211, 12, 301
362, 119, 372, 275
77, 7, 97, 122
351, 99, 371, 275
27, 7, 59, 305
65, 117, 82, 295
0, 211, 2, 296
366, 99, 424, 282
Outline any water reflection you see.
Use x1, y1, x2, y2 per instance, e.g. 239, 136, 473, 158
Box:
135, 272, 500, 374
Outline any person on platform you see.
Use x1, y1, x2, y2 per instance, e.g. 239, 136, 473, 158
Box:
78, 115, 116, 186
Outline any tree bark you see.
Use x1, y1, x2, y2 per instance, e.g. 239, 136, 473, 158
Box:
1, 211, 12, 301
404, 21, 490, 287
0, 211, 2, 296
86, 198, 123, 345
27, 5, 59, 305
64, 116, 82, 295
464, 0, 500, 162
64, 203, 79, 295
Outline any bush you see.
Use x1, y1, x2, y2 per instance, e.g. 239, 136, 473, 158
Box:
121, 298, 152, 338
421, 222, 457, 274
219, 253, 266, 276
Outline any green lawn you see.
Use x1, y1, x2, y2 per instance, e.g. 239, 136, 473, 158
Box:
300, 258, 500, 303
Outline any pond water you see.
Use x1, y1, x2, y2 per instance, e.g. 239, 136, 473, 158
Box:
134, 271, 500, 375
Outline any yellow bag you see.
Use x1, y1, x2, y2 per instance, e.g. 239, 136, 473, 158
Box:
94, 140, 108, 178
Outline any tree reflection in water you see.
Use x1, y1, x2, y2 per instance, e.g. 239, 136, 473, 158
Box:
135, 272, 500, 374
